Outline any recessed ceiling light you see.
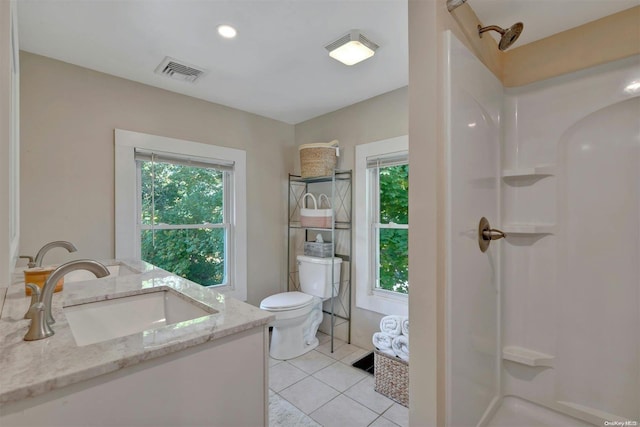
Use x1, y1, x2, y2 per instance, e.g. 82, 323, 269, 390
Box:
217, 25, 237, 39
325, 30, 378, 66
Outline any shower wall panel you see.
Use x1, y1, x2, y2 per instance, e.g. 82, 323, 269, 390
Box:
445, 32, 502, 427
501, 55, 640, 424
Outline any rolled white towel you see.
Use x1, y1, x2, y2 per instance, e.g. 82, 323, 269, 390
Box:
392, 335, 409, 362
373, 332, 395, 358
401, 317, 409, 336
380, 315, 402, 337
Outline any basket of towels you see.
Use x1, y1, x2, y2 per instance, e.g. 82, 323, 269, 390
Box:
372, 315, 409, 407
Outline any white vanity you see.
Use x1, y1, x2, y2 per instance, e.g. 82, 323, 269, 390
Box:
0, 260, 273, 426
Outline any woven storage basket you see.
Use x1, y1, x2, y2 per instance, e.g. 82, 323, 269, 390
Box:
299, 140, 339, 178
374, 350, 409, 407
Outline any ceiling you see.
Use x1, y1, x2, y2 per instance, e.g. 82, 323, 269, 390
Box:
17, 0, 638, 125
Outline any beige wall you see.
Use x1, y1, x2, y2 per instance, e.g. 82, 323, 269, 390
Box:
294, 87, 408, 349
19, 52, 295, 306
504, 6, 640, 87
0, 1, 11, 285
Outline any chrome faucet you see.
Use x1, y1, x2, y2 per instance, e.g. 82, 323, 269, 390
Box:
33, 241, 78, 267
24, 259, 110, 341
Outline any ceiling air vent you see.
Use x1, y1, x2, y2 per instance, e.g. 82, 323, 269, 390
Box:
155, 56, 206, 83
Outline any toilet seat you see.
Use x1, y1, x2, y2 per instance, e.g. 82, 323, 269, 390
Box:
260, 291, 314, 311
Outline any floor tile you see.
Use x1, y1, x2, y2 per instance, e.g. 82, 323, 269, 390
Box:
369, 416, 400, 427
382, 403, 409, 427
340, 348, 371, 366
269, 357, 283, 368
269, 362, 308, 392
315, 337, 346, 356
288, 350, 335, 374
269, 392, 321, 427
320, 342, 362, 360
316, 332, 331, 344
313, 361, 368, 392
310, 394, 378, 427
345, 375, 395, 414
280, 376, 340, 414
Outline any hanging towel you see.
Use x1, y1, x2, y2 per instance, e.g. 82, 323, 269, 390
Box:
392, 335, 410, 362
373, 332, 395, 358
401, 317, 409, 337
380, 315, 403, 337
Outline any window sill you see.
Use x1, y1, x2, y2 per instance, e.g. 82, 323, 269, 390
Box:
356, 289, 408, 316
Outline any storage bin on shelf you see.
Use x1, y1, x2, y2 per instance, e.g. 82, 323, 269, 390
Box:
303, 241, 333, 258
300, 193, 333, 228
374, 350, 409, 407
299, 140, 339, 178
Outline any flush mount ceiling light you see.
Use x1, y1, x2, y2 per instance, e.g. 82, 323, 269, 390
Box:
217, 24, 237, 39
325, 30, 379, 66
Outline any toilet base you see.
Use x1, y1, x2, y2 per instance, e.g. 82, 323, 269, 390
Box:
270, 333, 318, 360
268, 300, 323, 360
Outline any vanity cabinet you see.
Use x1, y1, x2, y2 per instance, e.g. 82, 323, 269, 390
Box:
0, 326, 269, 426
0, 260, 272, 427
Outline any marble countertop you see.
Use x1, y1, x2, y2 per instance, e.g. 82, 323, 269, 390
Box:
0, 260, 273, 405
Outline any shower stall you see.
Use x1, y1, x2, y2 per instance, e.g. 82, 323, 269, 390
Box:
445, 31, 640, 426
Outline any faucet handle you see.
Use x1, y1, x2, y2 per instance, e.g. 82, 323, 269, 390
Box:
24, 283, 42, 319
24, 302, 54, 341
19, 255, 36, 268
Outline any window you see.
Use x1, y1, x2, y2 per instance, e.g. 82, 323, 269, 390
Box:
355, 136, 408, 315
115, 130, 247, 300
137, 152, 230, 287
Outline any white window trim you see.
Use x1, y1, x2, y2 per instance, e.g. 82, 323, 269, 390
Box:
355, 135, 408, 316
115, 129, 247, 301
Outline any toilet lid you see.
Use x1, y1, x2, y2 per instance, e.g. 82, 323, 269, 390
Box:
260, 292, 313, 311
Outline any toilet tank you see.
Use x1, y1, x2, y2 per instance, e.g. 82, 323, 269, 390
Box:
297, 255, 342, 299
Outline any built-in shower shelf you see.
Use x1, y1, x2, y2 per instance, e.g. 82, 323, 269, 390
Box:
502, 165, 555, 179
502, 223, 555, 234
502, 346, 555, 367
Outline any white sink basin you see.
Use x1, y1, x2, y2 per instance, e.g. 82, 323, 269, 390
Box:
64, 264, 139, 283
63, 289, 216, 346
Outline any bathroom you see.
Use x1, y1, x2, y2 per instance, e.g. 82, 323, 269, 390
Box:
0, 1, 638, 426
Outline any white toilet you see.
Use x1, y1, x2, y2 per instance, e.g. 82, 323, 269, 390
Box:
260, 255, 342, 360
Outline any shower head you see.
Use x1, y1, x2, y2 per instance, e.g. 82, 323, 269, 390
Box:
447, 0, 467, 12
478, 22, 524, 51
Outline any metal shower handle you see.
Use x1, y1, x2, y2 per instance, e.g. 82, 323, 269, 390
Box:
483, 228, 506, 241
478, 217, 506, 253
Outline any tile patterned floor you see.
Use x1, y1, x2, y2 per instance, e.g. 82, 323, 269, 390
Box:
269, 333, 408, 427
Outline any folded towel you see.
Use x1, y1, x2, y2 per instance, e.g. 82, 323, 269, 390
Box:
392, 335, 409, 362
380, 315, 403, 337
373, 332, 395, 358
401, 317, 409, 336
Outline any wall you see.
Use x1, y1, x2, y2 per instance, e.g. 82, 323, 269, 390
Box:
406, 1, 507, 424
0, 1, 11, 286
504, 6, 640, 87
501, 56, 639, 425
19, 52, 295, 306
294, 86, 408, 349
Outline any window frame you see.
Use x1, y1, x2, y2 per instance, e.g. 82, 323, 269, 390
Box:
355, 135, 409, 316
136, 155, 231, 287
115, 129, 247, 301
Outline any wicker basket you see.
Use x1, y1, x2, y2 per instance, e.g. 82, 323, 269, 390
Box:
299, 140, 339, 178
374, 350, 409, 407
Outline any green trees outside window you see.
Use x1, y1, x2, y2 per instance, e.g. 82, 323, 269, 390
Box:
377, 164, 409, 294
139, 161, 226, 286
